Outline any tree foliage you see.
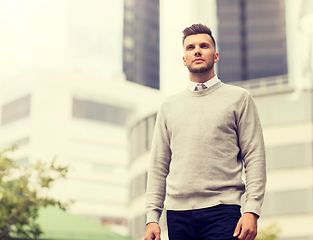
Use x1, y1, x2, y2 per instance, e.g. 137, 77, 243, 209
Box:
256, 224, 281, 240
0, 146, 71, 240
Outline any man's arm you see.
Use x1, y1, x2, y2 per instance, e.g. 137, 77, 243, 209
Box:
237, 93, 266, 217
145, 106, 171, 232
235, 93, 266, 240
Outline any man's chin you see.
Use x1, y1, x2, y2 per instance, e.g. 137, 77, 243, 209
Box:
189, 67, 211, 74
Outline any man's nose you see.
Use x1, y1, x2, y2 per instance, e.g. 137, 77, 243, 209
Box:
194, 46, 202, 56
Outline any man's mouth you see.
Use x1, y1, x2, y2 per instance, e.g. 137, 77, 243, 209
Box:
193, 58, 204, 63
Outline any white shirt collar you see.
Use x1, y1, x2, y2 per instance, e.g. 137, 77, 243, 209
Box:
188, 75, 219, 91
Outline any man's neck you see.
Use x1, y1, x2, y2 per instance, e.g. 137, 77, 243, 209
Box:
189, 71, 215, 83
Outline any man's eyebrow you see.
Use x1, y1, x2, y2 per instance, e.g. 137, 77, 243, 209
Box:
185, 43, 194, 48
185, 42, 211, 47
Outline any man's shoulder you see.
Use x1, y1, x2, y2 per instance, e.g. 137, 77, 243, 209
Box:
157, 90, 188, 114
219, 82, 251, 98
162, 90, 188, 104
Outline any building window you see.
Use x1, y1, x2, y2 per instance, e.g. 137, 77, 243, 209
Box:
124, 52, 134, 62
124, 36, 135, 49
262, 188, 313, 216
1, 95, 31, 126
72, 98, 133, 126
130, 214, 146, 238
125, 0, 135, 8
129, 114, 157, 161
266, 143, 312, 170
92, 162, 113, 173
130, 172, 147, 200
217, 0, 287, 82
137, 120, 146, 156
125, 10, 134, 21
147, 114, 156, 150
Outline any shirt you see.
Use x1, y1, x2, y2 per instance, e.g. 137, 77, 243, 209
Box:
187, 75, 219, 91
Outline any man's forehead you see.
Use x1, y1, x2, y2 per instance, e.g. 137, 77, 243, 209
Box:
183, 34, 213, 46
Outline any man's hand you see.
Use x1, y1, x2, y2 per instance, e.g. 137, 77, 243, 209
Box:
233, 212, 258, 240
144, 222, 161, 240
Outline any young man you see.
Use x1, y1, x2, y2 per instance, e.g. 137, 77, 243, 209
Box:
144, 24, 266, 240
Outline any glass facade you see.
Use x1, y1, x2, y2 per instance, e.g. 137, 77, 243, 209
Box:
266, 143, 313, 170
72, 98, 133, 126
1, 95, 31, 125
123, 0, 160, 89
129, 114, 156, 238
217, 0, 287, 82
262, 188, 313, 216
130, 172, 147, 201
129, 114, 156, 161
130, 213, 146, 239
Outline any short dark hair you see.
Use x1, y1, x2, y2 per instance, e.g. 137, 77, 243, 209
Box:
182, 23, 216, 49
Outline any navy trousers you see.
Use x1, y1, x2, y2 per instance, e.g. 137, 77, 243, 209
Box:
167, 204, 241, 240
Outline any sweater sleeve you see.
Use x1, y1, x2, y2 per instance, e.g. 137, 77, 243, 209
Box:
237, 93, 266, 217
146, 105, 172, 224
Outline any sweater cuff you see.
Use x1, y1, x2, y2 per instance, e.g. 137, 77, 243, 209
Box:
244, 200, 262, 218
146, 210, 161, 224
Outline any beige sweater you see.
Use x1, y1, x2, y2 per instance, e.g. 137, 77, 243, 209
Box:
146, 80, 266, 224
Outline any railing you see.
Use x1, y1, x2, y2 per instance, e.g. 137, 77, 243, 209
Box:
229, 75, 290, 92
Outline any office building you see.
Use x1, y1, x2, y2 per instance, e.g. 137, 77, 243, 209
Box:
217, 0, 288, 82
123, 0, 160, 89
234, 77, 313, 240
0, 68, 164, 236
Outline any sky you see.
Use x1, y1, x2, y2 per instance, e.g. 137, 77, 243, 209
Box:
0, 0, 218, 96
0, 0, 69, 77
0, 0, 123, 80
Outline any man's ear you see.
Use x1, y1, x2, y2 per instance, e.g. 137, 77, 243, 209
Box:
183, 56, 187, 66
214, 52, 219, 63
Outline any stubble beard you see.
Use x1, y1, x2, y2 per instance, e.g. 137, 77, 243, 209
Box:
187, 63, 214, 74
187, 55, 215, 74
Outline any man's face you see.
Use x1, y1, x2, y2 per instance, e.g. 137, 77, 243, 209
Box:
183, 34, 219, 74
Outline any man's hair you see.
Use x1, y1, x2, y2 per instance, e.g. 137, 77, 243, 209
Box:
182, 23, 216, 49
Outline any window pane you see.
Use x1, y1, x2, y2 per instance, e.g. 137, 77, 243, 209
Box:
72, 98, 133, 126
1, 95, 31, 125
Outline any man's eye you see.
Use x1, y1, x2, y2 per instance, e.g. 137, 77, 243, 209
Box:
187, 46, 194, 50
201, 45, 209, 48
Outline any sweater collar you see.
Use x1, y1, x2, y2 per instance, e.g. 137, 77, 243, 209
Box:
187, 75, 219, 92
185, 79, 223, 97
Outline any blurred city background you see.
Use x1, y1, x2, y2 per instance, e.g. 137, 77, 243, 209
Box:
0, 0, 313, 239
